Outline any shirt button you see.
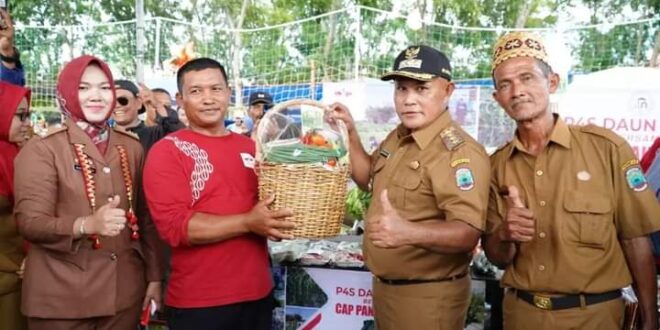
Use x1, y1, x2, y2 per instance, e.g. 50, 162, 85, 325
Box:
539, 201, 546, 206
103, 167, 111, 174
538, 265, 545, 271
536, 170, 544, 176
110, 252, 117, 261
539, 232, 546, 238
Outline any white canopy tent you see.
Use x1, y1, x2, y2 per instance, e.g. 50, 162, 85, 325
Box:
557, 67, 660, 159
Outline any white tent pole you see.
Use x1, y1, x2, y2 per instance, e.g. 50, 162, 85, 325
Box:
353, 6, 361, 81
154, 17, 161, 70
136, 0, 145, 82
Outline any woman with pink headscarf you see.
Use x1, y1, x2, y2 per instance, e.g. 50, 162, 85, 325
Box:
13, 55, 163, 329
0, 81, 31, 330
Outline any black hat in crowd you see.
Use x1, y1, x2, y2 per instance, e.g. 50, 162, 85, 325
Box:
114, 79, 146, 114
249, 91, 273, 106
381, 45, 452, 82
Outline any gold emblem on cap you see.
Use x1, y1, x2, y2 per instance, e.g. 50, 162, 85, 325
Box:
492, 32, 549, 71
405, 47, 420, 59
399, 47, 423, 70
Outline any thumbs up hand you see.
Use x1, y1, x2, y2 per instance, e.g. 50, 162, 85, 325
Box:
87, 195, 127, 237
368, 190, 410, 249
498, 186, 535, 243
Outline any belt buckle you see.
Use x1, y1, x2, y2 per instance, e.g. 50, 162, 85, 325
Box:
533, 295, 553, 310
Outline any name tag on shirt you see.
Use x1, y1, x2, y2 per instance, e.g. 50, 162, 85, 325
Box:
241, 153, 255, 169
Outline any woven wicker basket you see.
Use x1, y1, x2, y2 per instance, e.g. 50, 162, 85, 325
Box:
256, 99, 350, 238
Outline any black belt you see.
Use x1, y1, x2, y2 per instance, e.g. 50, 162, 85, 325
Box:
375, 271, 468, 286
515, 289, 621, 311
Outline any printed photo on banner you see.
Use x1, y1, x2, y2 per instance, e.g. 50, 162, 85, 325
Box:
322, 79, 396, 154
273, 266, 375, 330
448, 85, 480, 140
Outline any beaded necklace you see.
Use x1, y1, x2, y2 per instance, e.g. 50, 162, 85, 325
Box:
72, 144, 139, 249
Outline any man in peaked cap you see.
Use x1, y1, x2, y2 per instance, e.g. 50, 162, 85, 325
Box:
248, 91, 272, 120
482, 32, 660, 330
245, 91, 273, 137
112, 80, 184, 153
330, 45, 490, 329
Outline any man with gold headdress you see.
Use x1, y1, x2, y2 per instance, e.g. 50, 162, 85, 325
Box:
331, 45, 490, 329
482, 32, 660, 330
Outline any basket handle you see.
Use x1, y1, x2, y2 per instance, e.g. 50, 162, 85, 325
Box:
255, 99, 351, 163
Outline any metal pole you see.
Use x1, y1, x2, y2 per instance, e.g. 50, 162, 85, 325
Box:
233, 31, 243, 107
135, 0, 145, 82
154, 18, 161, 70
353, 6, 361, 81
310, 59, 316, 100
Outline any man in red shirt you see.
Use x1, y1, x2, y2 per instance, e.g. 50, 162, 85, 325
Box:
143, 58, 294, 330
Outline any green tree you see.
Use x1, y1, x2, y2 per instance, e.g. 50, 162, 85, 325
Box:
8, 0, 660, 109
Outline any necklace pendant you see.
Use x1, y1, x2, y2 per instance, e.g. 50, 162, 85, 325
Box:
90, 235, 101, 249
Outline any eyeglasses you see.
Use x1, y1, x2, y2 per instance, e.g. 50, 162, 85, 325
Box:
14, 112, 30, 122
117, 96, 129, 106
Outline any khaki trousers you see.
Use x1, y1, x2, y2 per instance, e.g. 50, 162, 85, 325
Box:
0, 289, 27, 330
373, 275, 471, 330
503, 289, 624, 330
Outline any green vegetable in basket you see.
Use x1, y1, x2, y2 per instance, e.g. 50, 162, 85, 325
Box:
264, 142, 347, 164
345, 187, 372, 220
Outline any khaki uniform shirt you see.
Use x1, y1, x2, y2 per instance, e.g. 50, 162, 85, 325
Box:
13, 120, 164, 318
364, 110, 490, 280
0, 196, 23, 296
487, 116, 660, 294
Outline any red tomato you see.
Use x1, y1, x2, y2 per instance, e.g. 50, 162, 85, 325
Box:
302, 133, 312, 145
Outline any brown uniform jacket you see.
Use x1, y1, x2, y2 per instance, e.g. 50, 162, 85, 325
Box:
13, 120, 164, 318
487, 116, 660, 294
364, 110, 490, 280
0, 196, 23, 296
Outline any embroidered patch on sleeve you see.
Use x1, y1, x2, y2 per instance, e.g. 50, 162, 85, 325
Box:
620, 159, 639, 171
450, 158, 470, 168
625, 166, 648, 192
456, 167, 475, 191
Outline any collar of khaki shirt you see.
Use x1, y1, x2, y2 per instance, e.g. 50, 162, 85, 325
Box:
395, 109, 453, 150
63, 118, 123, 165
508, 114, 572, 158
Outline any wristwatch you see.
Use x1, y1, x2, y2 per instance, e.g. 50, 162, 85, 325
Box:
0, 47, 19, 63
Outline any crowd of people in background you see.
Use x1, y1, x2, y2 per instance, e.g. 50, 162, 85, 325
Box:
0, 8, 290, 329
1, 7, 659, 330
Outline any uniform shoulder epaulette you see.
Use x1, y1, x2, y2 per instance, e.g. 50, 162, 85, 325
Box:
439, 126, 465, 151
42, 125, 68, 139
113, 126, 140, 141
579, 124, 626, 147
